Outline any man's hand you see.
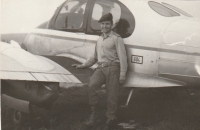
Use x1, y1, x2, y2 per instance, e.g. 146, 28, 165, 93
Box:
119, 76, 126, 84
72, 64, 85, 69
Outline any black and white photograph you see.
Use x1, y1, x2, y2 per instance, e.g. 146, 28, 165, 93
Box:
1, 0, 200, 130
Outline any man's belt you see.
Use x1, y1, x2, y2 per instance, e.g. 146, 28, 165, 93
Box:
97, 62, 119, 68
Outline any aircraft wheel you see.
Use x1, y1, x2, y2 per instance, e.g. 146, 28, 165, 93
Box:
11, 109, 23, 125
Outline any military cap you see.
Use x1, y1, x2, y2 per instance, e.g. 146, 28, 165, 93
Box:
98, 13, 113, 23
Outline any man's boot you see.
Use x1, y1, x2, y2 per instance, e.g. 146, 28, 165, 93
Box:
85, 106, 98, 127
103, 118, 117, 130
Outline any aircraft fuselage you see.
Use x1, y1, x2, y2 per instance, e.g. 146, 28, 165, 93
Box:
23, 0, 200, 88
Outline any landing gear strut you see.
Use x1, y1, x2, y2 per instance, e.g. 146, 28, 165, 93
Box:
121, 88, 134, 107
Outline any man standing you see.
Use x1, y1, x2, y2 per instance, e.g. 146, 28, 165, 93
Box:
72, 13, 127, 128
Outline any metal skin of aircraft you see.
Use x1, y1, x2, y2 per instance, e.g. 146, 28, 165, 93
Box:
1, 0, 200, 126
21, 0, 200, 89
0, 41, 81, 124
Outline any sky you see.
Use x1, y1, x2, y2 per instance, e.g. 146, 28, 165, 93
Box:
0, 0, 200, 34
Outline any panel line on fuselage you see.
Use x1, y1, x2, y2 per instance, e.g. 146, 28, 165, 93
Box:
31, 32, 200, 56
125, 44, 200, 56
31, 33, 85, 42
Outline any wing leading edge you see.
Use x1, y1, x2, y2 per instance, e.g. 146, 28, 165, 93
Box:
0, 42, 81, 83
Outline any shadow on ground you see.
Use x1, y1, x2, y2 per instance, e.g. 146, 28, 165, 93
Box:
2, 87, 200, 130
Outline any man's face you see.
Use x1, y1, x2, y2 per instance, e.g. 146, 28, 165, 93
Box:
100, 21, 113, 33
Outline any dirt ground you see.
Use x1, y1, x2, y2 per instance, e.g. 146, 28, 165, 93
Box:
2, 86, 200, 130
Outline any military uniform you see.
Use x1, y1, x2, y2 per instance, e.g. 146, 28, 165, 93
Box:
79, 13, 127, 127
83, 31, 127, 120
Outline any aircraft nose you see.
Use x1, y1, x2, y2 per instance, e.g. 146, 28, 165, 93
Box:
161, 18, 200, 77
162, 18, 200, 48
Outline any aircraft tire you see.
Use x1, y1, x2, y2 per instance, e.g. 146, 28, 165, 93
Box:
12, 109, 22, 125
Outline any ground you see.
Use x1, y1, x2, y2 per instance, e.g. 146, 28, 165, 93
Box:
2, 86, 200, 130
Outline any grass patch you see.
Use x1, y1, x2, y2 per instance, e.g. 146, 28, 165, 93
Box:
2, 87, 200, 130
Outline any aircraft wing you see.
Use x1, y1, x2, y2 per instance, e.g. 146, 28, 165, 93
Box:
123, 72, 186, 88
0, 42, 81, 84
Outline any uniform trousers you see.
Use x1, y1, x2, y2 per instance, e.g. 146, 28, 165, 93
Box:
88, 65, 120, 120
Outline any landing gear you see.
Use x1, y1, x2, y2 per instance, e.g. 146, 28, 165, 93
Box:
11, 109, 23, 125
121, 88, 134, 107
2, 107, 29, 130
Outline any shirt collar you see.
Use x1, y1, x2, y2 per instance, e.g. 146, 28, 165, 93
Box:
101, 31, 113, 39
